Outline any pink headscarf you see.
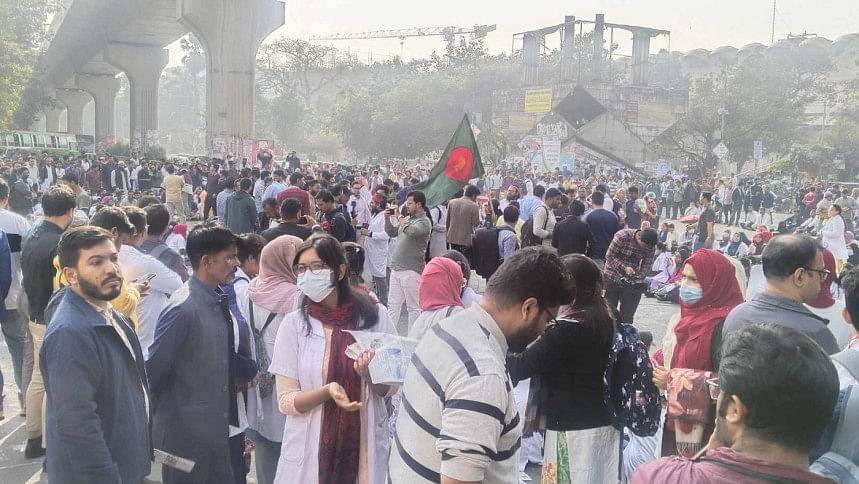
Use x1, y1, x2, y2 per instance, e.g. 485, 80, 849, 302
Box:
418, 258, 464, 311
248, 235, 303, 314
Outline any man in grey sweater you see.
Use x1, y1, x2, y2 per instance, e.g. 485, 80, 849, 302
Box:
386, 190, 431, 328
723, 234, 839, 354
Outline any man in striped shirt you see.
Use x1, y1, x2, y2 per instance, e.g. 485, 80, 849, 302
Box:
390, 247, 574, 483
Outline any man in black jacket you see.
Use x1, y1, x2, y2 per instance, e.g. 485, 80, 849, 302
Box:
553, 200, 596, 257
20, 185, 76, 458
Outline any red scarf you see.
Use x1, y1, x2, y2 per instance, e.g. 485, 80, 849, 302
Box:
671, 250, 744, 371
807, 249, 837, 309
308, 301, 361, 484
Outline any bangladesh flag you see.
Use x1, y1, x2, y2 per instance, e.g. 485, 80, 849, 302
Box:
411, 114, 484, 208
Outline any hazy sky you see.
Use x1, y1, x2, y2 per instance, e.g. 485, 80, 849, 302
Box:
284, 0, 857, 57
165, 0, 859, 66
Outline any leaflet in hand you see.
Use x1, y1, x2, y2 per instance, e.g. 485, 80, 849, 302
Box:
345, 330, 419, 385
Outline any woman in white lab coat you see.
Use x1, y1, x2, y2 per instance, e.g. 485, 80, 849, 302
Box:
822, 204, 848, 274
269, 234, 396, 484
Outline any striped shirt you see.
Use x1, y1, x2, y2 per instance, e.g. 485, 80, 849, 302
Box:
389, 304, 521, 483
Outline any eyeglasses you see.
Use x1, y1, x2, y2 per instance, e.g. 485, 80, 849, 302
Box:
293, 261, 329, 276
803, 267, 831, 280
706, 377, 720, 400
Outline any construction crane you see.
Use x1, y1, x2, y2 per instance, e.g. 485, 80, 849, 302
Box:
310, 24, 497, 55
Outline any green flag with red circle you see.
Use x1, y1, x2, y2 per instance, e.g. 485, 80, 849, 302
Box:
411, 114, 484, 208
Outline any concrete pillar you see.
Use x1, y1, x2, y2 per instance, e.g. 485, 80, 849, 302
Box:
562, 16, 576, 80
44, 105, 65, 132
56, 88, 92, 135
104, 43, 168, 150
178, 0, 285, 157
631, 30, 652, 85
75, 74, 120, 146
593, 14, 605, 81
522, 32, 540, 86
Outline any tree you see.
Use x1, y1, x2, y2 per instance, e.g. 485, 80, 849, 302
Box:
257, 38, 358, 101
652, 51, 828, 176
1, 1, 59, 130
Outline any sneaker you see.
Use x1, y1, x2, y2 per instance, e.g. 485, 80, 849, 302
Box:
24, 437, 45, 458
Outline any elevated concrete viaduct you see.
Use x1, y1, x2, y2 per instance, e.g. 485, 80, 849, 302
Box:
39, 0, 285, 155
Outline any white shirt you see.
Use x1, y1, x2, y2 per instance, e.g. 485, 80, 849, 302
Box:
118, 245, 183, 357
742, 210, 761, 225
253, 178, 265, 212
244, 298, 287, 442
0, 208, 30, 310
428, 205, 448, 258
230, 267, 251, 437
348, 191, 372, 226
165, 233, 185, 253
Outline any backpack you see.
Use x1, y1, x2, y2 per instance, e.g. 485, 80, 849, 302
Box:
521, 205, 548, 247
472, 225, 515, 280
603, 322, 661, 437
332, 211, 357, 242
811, 350, 859, 483
248, 302, 278, 399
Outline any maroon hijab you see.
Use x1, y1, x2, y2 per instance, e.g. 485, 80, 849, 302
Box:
671, 250, 744, 371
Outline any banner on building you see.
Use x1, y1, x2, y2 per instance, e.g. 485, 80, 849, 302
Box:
524, 88, 553, 113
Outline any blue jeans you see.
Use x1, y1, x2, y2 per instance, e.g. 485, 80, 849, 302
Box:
246, 429, 281, 484
0, 309, 27, 410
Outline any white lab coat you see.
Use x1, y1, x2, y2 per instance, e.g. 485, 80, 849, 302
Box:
428, 205, 448, 258
363, 210, 390, 278
269, 304, 394, 484
822, 215, 848, 259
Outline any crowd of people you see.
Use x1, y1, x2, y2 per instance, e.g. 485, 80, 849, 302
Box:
0, 147, 856, 483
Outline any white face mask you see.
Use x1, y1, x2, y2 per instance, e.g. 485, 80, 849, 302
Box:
297, 269, 336, 303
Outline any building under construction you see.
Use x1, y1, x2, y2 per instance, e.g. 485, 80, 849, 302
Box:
493, 14, 687, 175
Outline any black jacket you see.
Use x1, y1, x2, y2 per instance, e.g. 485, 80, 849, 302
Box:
507, 319, 617, 431
21, 220, 65, 324
552, 216, 596, 257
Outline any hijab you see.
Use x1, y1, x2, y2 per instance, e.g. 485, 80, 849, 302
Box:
726, 233, 742, 256
247, 235, 302, 314
806, 249, 837, 309
671, 249, 744, 371
418, 257, 464, 311
173, 223, 187, 240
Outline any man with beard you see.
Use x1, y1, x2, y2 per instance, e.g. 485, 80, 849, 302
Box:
499, 184, 520, 212
41, 227, 151, 484
632, 324, 837, 483
147, 222, 255, 483
390, 247, 573, 484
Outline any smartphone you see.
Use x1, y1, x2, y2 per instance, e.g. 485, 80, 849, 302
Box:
299, 216, 308, 224
361, 223, 369, 229
137, 273, 156, 284
387, 208, 396, 215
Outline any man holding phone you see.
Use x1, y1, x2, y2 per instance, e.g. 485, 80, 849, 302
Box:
385, 190, 431, 328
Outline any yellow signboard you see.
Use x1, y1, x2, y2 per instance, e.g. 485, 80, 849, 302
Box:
524, 88, 553, 113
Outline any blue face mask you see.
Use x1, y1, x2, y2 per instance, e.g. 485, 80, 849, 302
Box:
297, 269, 335, 303
679, 285, 703, 305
